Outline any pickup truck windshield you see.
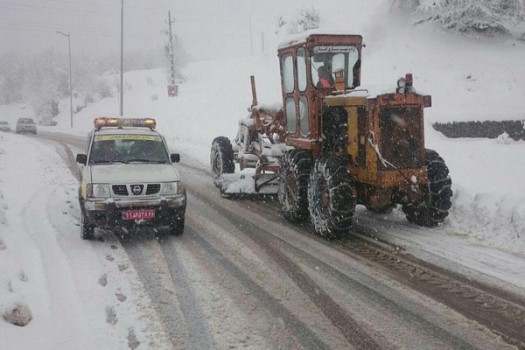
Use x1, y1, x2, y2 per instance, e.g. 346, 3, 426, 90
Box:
89, 135, 169, 164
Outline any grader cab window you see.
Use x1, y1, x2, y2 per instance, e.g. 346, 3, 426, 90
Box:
285, 97, 297, 133
297, 48, 307, 92
311, 45, 360, 90
281, 54, 294, 94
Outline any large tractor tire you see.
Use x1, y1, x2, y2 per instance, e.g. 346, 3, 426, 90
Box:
278, 149, 312, 222
210, 137, 235, 187
308, 156, 356, 239
402, 149, 453, 227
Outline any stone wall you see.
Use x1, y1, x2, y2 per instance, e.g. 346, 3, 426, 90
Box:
432, 120, 525, 140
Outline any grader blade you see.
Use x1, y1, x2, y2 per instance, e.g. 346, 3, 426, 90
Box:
219, 173, 279, 195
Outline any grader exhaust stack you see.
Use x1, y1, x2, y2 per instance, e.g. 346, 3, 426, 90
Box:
250, 75, 258, 109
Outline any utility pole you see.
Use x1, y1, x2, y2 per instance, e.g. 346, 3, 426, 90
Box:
120, 0, 124, 116
261, 32, 265, 54
249, 12, 253, 56
56, 31, 73, 128
163, 11, 177, 96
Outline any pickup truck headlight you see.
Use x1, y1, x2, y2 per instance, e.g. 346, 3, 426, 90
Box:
161, 182, 184, 195
87, 184, 111, 198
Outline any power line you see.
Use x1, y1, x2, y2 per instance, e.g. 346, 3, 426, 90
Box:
0, 3, 119, 16
0, 25, 161, 43
0, 3, 252, 23
4, 0, 168, 13
0, 17, 119, 33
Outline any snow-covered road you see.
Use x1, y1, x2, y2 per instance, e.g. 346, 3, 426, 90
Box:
0, 132, 169, 349
2, 130, 523, 349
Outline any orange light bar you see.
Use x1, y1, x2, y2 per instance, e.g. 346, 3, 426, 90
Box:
94, 117, 157, 130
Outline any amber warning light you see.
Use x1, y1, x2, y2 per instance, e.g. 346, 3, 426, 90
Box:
405, 73, 413, 87
94, 118, 157, 130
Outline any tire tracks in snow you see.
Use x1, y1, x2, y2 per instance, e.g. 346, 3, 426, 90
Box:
47, 132, 521, 349
118, 233, 214, 350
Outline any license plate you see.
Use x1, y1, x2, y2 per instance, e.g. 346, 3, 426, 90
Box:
122, 210, 155, 220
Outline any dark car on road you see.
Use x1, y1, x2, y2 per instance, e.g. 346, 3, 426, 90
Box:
0, 120, 10, 132
16, 118, 37, 134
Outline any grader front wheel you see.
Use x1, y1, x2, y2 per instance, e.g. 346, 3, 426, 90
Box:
308, 156, 356, 239
210, 137, 235, 187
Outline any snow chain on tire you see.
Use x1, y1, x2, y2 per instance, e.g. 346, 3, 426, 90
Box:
402, 149, 453, 227
308, 156, 356, 239
278, 149, 312, 222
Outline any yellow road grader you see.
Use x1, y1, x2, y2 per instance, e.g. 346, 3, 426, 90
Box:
210, 33, 453, 238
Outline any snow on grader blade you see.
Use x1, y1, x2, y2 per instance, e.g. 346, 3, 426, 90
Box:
210, 76, 289, 197
218, 173, 279, 196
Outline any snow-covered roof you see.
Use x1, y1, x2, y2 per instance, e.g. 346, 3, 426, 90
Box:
278, 28, 361, 49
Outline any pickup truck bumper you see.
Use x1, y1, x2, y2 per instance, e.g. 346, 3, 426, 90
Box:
81, 195, 186, 229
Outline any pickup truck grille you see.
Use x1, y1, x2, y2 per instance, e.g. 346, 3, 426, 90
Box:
112, 185, 128, 196
146, 184, 161, 195
111, 184, 161, 196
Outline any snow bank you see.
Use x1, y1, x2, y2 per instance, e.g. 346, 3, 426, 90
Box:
448, 187, 525, 253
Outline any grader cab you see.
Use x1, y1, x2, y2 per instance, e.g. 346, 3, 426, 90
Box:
211, 33, 453, 238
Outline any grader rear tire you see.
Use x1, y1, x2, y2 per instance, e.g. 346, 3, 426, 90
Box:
210, 137, 235, 187
278, 149, 312, 222
308, 156, 356, 239
402, 149, 453, 227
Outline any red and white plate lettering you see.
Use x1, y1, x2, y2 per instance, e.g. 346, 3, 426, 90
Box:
122, 210, 155, 220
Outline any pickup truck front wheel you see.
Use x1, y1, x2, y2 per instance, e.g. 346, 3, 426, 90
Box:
169, 214, 185, 236
81, 213, 95, 240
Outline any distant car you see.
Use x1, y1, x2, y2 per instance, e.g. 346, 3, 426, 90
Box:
16, 118, 37, 134
0, 121, 10, 132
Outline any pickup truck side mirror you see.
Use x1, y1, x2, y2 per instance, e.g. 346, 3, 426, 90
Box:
76, 154, 87, 165
170, 153, 180, 163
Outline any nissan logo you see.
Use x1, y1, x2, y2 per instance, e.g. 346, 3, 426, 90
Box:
132, 185, 142, 195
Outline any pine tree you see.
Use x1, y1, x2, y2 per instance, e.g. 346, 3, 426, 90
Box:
0, 53, 25, 104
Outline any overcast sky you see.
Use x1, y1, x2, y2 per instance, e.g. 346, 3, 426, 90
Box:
0, 0, 385, 59
0, 0, 344, 61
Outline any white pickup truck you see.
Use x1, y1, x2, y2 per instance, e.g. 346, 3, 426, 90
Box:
76, 118, 186, 240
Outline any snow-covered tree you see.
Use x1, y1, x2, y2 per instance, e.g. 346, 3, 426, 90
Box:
276, 6, 321, 36
0, 53, 25, 104
393, 0, 525, 39
23, 49, 68, 119
0, 46, 173, 115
